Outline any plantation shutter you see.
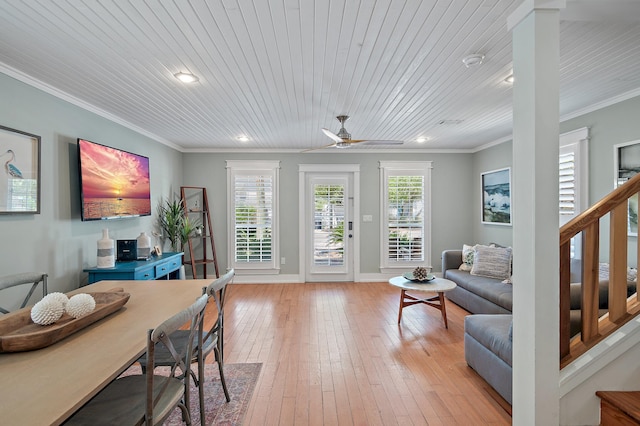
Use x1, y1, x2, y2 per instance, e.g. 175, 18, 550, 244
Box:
234, 174, 273, 263
387, 175, 425, 262
559, 128, 589, 259
559, 150, 576, 216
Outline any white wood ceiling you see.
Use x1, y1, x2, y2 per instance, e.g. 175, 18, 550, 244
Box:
0, 0, 639, 152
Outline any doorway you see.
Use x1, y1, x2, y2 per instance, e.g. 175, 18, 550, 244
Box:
299, 165, 359, 282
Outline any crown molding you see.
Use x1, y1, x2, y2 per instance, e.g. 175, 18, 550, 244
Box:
0, 63, 181, 151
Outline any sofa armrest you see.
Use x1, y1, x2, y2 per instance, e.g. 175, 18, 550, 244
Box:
442, 250, 463, 278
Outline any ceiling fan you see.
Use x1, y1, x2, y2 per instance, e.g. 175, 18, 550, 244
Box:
303, 115, 404, 152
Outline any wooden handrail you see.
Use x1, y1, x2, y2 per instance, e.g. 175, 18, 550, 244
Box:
560, 172, 640, 368
560, 172, 640, 245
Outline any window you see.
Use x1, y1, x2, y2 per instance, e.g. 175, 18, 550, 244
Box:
560, 128, 589, 258
379, 161, 432, 272
226, 160, 280, 273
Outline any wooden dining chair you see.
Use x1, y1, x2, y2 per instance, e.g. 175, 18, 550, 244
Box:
138, 268, 234, 423
64, 293, 209, 426
0, 272, 47, 314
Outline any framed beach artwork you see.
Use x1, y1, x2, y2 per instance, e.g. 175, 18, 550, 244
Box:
481, 167, 511, 225
0, 125, 41, 214
614, 140, 640, 236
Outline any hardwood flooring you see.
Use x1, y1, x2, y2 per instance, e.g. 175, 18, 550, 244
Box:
212, 282, 511, 425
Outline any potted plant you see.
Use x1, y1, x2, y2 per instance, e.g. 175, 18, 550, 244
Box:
157, 197, 200, 252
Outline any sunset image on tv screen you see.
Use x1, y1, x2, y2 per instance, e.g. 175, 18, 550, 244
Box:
79, 139, 151, 220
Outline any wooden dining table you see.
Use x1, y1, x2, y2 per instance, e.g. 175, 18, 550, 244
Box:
0, 279, 212, 426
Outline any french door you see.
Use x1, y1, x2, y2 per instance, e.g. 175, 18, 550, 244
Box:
300, 166, 358, 282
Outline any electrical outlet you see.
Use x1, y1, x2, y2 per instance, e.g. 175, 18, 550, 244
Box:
281, 257, 286, 264
363, 215, 373, 222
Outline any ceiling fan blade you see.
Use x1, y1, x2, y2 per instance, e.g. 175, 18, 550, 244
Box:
321, 128, 344, 144
301, 142, 338, 153
341, 139, 404, 145
360, 139, 404, 145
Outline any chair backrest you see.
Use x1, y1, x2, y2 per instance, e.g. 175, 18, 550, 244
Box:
0, 273, 47, 314
202, 269, 234, 357
145, 293, 208, 424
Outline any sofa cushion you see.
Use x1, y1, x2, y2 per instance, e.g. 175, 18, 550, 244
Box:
445, 269, 513, 311
464, 314, 513, 366
471, 245, 512, 280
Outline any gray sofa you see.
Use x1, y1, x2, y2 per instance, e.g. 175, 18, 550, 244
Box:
464, 314, 513, 404
442, 250, 636, 334
441, 249, 513, 403
441, 249, 512, 315
442, 249, 637, 405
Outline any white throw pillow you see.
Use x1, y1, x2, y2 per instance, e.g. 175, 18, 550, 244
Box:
471, 245, 512, 280
459, 244, 476, 271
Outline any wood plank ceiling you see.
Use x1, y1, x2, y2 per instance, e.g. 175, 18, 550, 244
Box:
0, 0, 639, 152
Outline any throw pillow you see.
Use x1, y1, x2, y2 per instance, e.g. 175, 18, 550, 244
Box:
459, 244, 476, 271
471, 245, 513, 280
598, 262, 638, 284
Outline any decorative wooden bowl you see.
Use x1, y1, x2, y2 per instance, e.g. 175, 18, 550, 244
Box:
0, 289, 130, 353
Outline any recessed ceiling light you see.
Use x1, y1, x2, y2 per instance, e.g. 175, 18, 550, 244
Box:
416, 137, 428, 143
462, 54, 485, 68
174, 72, 199, 83
504, 74, 514, 84
236, 135, 249, 142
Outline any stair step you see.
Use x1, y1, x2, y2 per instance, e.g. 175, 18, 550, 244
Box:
597, 391, 640, 425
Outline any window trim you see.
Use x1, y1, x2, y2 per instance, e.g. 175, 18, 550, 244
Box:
560, 127, 589, 259
226, 160, 280, 274
379, 161, 433, 273
560, 127, 589, 219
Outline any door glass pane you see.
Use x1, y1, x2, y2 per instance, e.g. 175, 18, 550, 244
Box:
313, 184, 344, 266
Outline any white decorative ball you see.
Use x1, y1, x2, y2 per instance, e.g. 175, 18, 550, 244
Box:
42, 292, 69, 308
31, 297, 64, 325
66, 293, 96, 318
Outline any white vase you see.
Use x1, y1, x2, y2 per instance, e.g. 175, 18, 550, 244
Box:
137, 232, 151, 259
97, 229, 115, 268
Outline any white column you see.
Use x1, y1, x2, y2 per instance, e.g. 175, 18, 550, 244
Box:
508, 1, 565, 424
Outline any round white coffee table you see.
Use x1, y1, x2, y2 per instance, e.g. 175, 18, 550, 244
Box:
388, 276, 457, 328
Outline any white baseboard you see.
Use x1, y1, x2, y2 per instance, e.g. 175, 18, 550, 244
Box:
230, 273, 394, 284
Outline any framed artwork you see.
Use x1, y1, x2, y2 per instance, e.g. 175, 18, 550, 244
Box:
0, 125, 41, 214
614, 140, 640, 236
481, 167, 511, 225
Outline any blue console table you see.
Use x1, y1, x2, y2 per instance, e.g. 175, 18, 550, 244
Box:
84, 252, 183, 284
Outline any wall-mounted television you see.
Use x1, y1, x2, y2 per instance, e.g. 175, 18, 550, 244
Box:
78, 138, 151, 221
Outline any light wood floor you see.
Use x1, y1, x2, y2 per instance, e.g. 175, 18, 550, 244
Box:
214, 282, 511, 425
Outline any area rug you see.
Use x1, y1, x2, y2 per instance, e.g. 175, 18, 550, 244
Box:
119, 363, 262, 426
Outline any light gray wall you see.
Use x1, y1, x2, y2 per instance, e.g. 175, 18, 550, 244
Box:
0, 73, 183, 310
2, 68, 638, 301
561, 95, 640, 264
182, 151, 475, 274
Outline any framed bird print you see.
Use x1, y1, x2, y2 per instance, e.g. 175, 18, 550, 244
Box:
0, 125, 41, 214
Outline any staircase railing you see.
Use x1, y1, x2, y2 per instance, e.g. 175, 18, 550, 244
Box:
560, 173, 640, 368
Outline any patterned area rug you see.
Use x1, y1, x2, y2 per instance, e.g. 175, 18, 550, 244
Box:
120, 363, 262, 426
